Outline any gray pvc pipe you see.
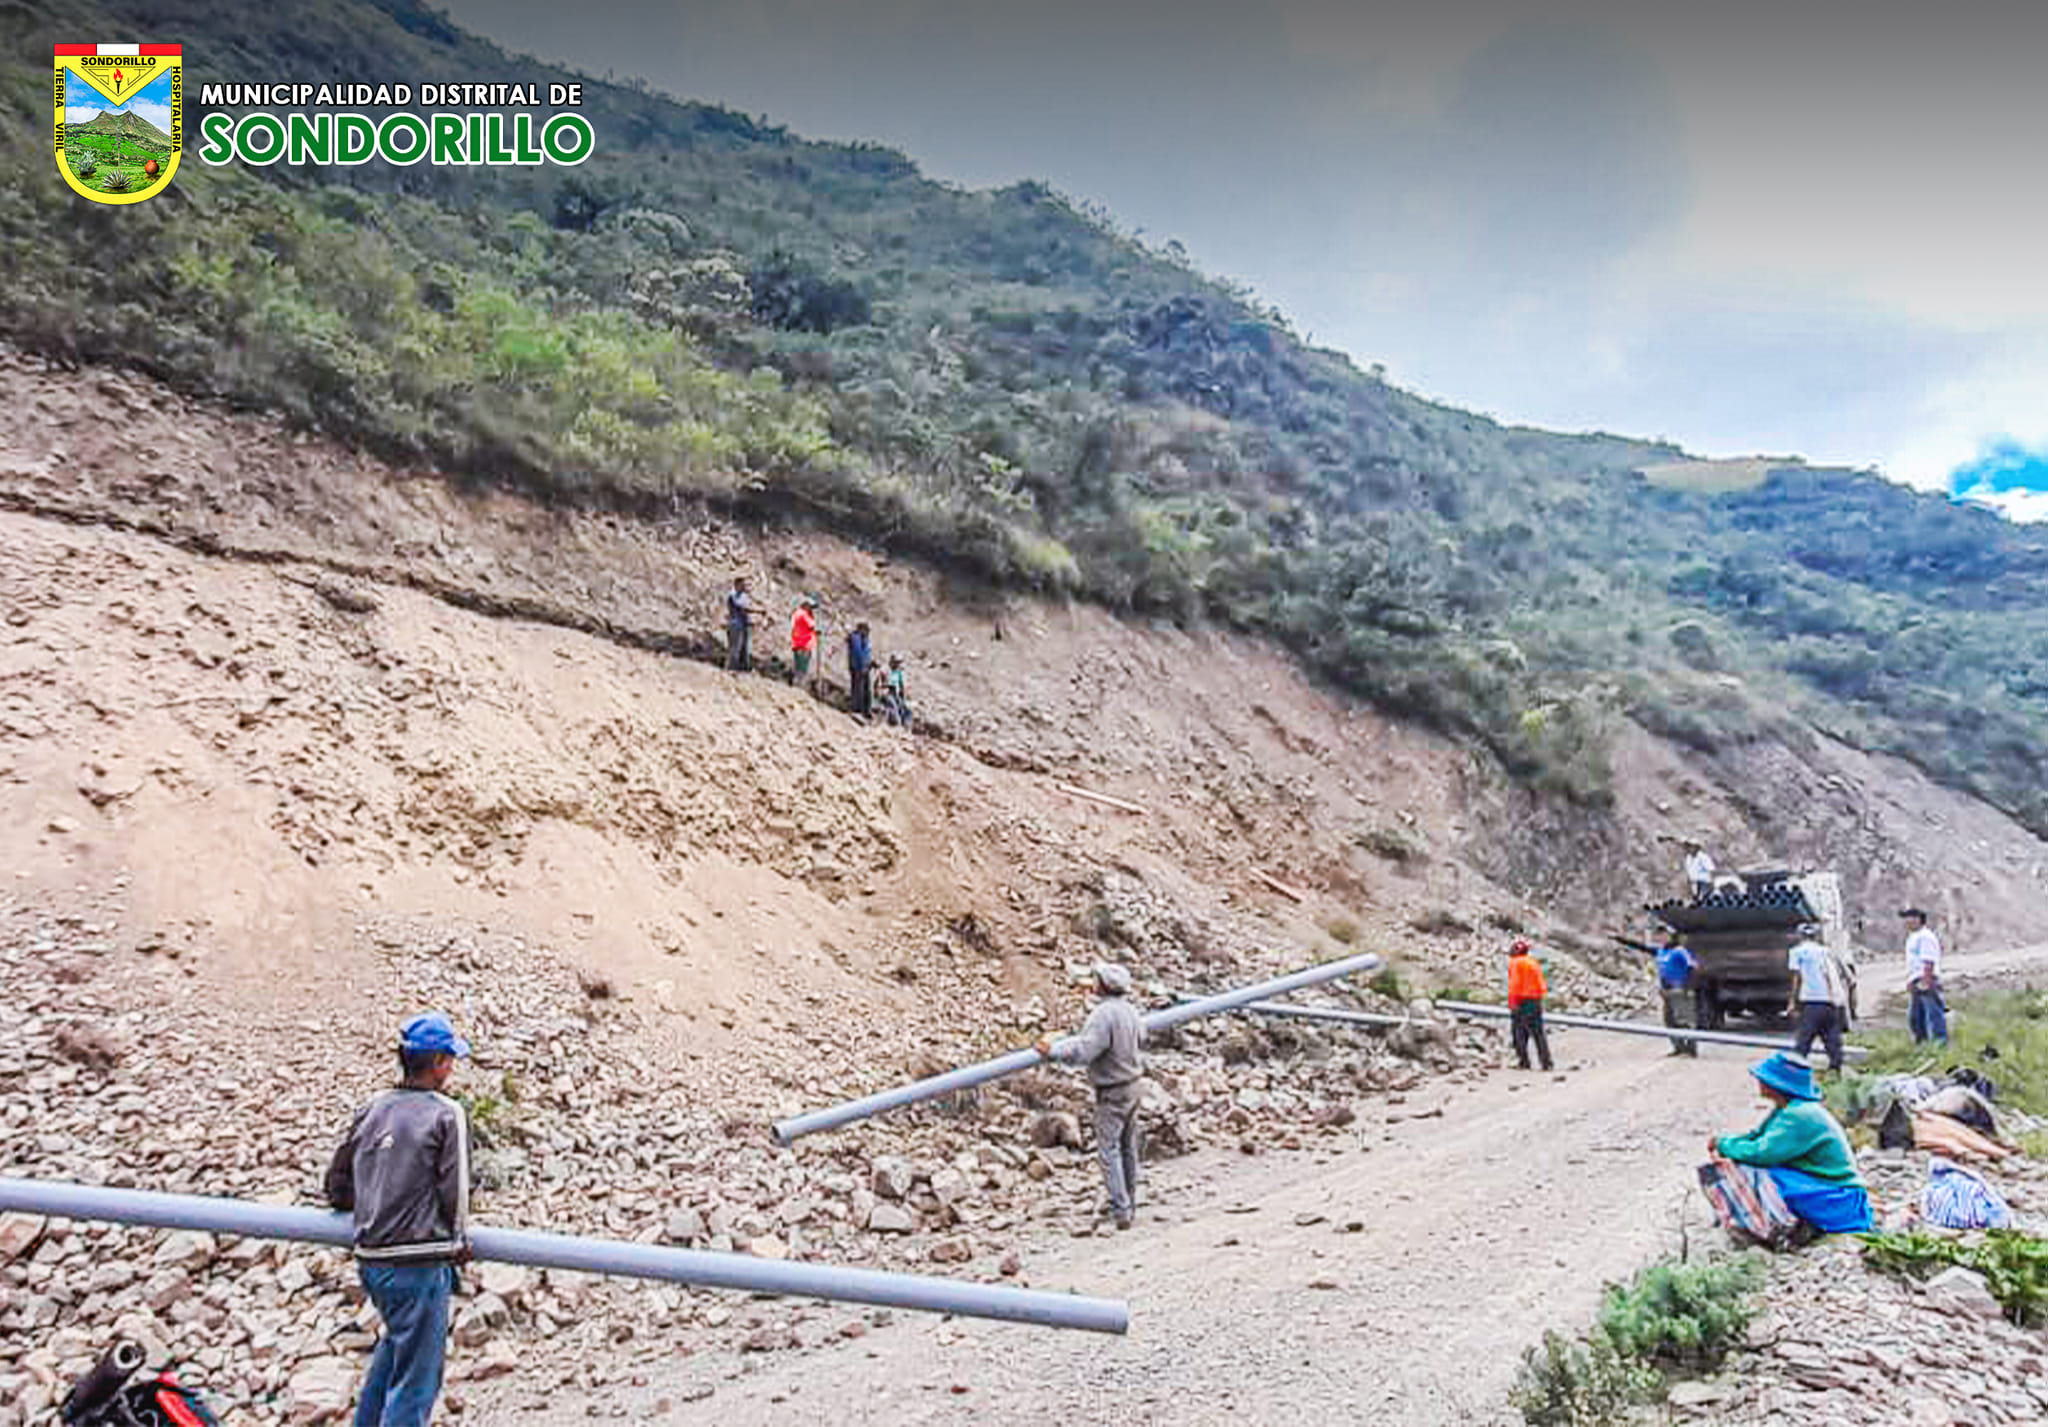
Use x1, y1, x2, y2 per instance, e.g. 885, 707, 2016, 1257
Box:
1430, 999, 1869, 1060
774, 951, 1383, 1144
0, 1177, 1128, 1335
1220, 999, 1414, 1029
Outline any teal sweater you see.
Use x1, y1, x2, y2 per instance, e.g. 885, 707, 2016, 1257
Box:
1714, 1099, 1861, 1184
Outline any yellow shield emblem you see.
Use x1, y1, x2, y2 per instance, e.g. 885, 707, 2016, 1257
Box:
54, 44, 182, 205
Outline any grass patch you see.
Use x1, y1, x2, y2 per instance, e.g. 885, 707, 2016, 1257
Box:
1826, 988, 2048, 1125
1368, 963, 1411, 1003
1514, 1252, 1765, 1425
1321, 915, 1361, 945
1862, 1229, 2048, 1325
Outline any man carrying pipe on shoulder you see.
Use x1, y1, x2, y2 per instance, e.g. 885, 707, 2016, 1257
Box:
1036, 963, 1146, 1230
325, 1014, 473, 1427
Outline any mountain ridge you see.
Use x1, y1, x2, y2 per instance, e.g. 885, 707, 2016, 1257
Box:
2, 0, 2042, 833
69, 108, 174, 145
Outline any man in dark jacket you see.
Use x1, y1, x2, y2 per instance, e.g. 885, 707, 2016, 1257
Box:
847, 620, 873, 717
325, 1014, 473, 1427
725, 576, 753, 672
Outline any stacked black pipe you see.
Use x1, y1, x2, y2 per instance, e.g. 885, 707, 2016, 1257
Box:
1648, 882, 1815, 934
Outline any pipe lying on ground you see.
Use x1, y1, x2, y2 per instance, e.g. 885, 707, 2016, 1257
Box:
774, 951, 1383, 1144
0, 1177, 1129, 1336
1430, 999, 1869, 1060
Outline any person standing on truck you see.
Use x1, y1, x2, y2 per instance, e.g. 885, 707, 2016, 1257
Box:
1788, 922, 1846, 1073
1683, 840, 1717, 901
1655, 927, 1699, 1057
1506, 938, 1554, 1072
1902, 907, 1948, 1044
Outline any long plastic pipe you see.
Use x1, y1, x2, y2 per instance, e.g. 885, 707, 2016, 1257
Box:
0, 1178, 1128, 1335
1430, 999, 1869, 1060
774, 952, 1383, 1144
1220, 999, 1414, 1029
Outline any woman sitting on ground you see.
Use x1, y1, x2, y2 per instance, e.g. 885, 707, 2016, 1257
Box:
1700, 1052, 1872, 1247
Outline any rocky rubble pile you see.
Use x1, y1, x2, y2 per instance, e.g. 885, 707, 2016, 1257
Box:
1679, 1235, 2048, 1426
1669, 1148, 2048, 1427
0, 879, 1474, 1424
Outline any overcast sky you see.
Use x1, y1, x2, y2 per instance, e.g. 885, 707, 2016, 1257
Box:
443, 0, 2048, 511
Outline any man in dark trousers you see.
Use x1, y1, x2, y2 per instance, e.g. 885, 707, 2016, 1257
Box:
1036, 963, 1145, 1229
1788, 923, 1846, 1072
325, 1014, 473, 1427
724, 575, 753, 672
1506, 938, 1554, 1072
847, 620, 873, 716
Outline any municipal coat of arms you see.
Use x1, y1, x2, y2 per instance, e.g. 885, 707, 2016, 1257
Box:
55, 43, 182, 204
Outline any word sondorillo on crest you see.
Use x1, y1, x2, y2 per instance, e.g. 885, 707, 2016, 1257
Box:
54, 43, 183, 205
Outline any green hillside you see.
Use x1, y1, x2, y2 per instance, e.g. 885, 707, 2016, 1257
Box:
70, 108, 174, 146
5, 0, 2045, 829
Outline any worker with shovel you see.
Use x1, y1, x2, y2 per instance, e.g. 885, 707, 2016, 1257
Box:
1037, 964, 1146, 1230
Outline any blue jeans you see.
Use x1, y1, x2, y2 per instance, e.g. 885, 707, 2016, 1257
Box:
355, 1261, 456, 1427
1910, 985, 1949, 1044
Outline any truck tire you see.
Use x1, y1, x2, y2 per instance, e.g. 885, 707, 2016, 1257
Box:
1697, 986, 1726, 1031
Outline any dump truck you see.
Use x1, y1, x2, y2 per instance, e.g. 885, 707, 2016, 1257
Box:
1642, 869, 1855, 1030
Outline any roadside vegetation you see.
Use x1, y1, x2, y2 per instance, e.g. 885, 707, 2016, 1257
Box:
1830, 989, 2048, 1124
1513, 1252, 1765, 1425
1862, 1230, 2048, 1326
6, 0, 2048, 827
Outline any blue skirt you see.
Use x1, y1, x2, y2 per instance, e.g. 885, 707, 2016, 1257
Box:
1765, 1165, 1873, 1233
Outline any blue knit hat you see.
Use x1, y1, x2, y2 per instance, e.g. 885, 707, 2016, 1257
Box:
1750, 1052, 1820, 1101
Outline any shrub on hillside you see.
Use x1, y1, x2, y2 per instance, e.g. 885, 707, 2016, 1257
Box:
1514, 1253, 1763, 1425
1512, 1328, 1660, 1427
748, 251, 871, 334
1594, 1253, 1763, 1370
100, 169, 131, 192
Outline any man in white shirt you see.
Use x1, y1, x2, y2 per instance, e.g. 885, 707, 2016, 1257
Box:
1787, 924, 1844, 1071
1683, 841, 1716, 901
1902, 907, 1947, 1044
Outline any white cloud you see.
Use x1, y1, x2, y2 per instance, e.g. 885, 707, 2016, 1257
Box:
1959, 488, 2048, 524
126, 99, 172, 133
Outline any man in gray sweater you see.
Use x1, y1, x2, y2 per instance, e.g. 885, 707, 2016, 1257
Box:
325, 1013, 473, 1427
1036, 963, 1146, 1229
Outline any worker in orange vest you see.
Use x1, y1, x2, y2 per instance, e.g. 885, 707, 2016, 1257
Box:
1506, 938, 1554, 1072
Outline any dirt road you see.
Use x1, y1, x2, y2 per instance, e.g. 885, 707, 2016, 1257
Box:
500, 1035, 1754, 1425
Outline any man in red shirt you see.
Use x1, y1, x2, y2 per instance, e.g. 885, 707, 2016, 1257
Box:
789, 596, 818, 690
1506, 938, 1554, 1072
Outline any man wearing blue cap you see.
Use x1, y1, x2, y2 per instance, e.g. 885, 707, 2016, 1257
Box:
324, 1014, 473, 1427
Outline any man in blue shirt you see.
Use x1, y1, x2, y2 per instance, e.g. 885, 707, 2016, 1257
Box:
1788, 923, 1845, 1072
1654, 927, 1699, 1057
